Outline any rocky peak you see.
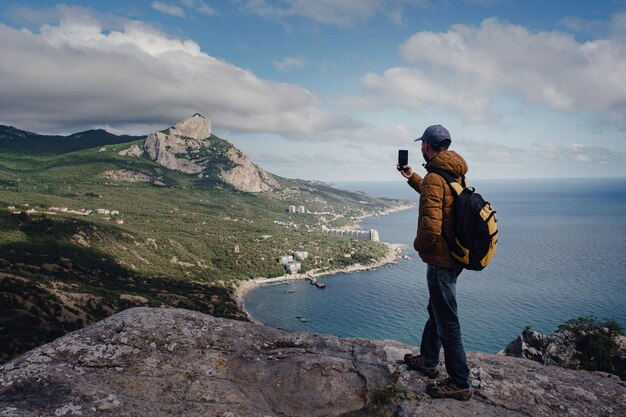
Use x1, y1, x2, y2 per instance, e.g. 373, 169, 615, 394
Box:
143, 115, 278, 193
171, 113, 212, 140
1, 308, 624, 417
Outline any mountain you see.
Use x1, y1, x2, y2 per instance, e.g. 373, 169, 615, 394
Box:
143, 113, 278, 192
0, 125, 144, 155
1, 307, 624, 417
0, 115, 411, 363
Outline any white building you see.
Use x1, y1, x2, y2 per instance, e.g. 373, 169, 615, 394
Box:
297, 206, 306, 213
284, 262, 301, 274
288, 205, 296, 213
277, 255, 294, 264
322, 227, 380, 242
293, 251, 308, 260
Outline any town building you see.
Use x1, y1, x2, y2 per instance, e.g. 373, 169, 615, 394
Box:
293, 251, 308, 260
286, 205, 306, 213
321, 226, 380, 242
277, 255, 294, 264
284, 262, 301, 274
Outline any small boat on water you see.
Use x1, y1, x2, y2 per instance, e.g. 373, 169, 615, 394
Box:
300, 318, 308, 322
307, 277, 326, 288
296, 315, 302, 319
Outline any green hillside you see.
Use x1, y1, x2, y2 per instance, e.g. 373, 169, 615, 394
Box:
0, 127, 407, 362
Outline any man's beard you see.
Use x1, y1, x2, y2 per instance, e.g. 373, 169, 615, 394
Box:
422, 151, 431, 164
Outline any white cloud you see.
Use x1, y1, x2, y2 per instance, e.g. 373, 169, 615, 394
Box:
558, 16, 605, 37
527, 142, 625, 163
346, 17, 626, 128
243, 0, 427, 27
151, 1, 186, 17
5, 4, 129, 31
179, 0, 218, 16
346, 67, 493, 122
0, 12, 354, 136
345, 123, 415, 146
197, 4, 218, 16
244, 0, 378, 27
273, 56, 307, 70
456, 138, 625, 166
248, 142, 400, 181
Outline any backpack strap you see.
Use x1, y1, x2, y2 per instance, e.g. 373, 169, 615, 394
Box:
428, 168, 465, 197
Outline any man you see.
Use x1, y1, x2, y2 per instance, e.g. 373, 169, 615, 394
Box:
397, 124, 472, 401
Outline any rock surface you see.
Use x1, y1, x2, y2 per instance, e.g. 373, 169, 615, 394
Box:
613, 348, 626, 381
143, 114, 278, 192
503, 327, 626, 380
144, 114, 212, 175
118, 144, 143, 157
100, 169, 159, 184
1, 308, 625, 417
220, 147, 278, 193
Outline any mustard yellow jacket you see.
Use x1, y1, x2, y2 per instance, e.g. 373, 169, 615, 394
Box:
407, 150, 468, 268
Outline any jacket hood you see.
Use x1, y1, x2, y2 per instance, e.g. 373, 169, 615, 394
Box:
425, 150, 468, 178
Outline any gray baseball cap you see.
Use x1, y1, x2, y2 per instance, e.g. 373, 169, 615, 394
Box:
414, 124, 451, 145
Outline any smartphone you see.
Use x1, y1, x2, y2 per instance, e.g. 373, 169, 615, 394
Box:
398, 150, 408, 171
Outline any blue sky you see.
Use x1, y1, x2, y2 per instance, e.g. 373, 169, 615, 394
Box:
1, 1, 625, 181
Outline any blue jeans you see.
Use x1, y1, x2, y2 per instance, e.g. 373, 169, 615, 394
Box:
420, 264, 470, 388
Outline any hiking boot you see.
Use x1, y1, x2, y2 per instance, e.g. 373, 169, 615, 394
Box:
403, 354, 439, 378
426, 377, 472, 401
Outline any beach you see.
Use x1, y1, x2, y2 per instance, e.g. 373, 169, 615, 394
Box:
233, 242, 407, 321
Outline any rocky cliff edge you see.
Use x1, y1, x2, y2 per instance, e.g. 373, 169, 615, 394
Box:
1, 308, 625, 417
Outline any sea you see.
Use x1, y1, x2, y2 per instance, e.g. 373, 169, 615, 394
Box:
244, 178, 626, 353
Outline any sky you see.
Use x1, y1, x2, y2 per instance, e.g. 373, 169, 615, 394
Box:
1, 1, 625, 182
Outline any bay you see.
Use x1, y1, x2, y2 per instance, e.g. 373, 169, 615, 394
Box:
244, 178, 626, 353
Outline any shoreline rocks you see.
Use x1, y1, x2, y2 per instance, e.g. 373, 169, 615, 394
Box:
502, 324, 626, 381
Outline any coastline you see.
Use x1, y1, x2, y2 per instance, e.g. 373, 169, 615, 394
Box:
232, 202, 415, 323
348, 202, 415, 228
233, 242, 408, 323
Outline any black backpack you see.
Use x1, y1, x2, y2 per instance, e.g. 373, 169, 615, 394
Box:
430, 169, 498, 271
